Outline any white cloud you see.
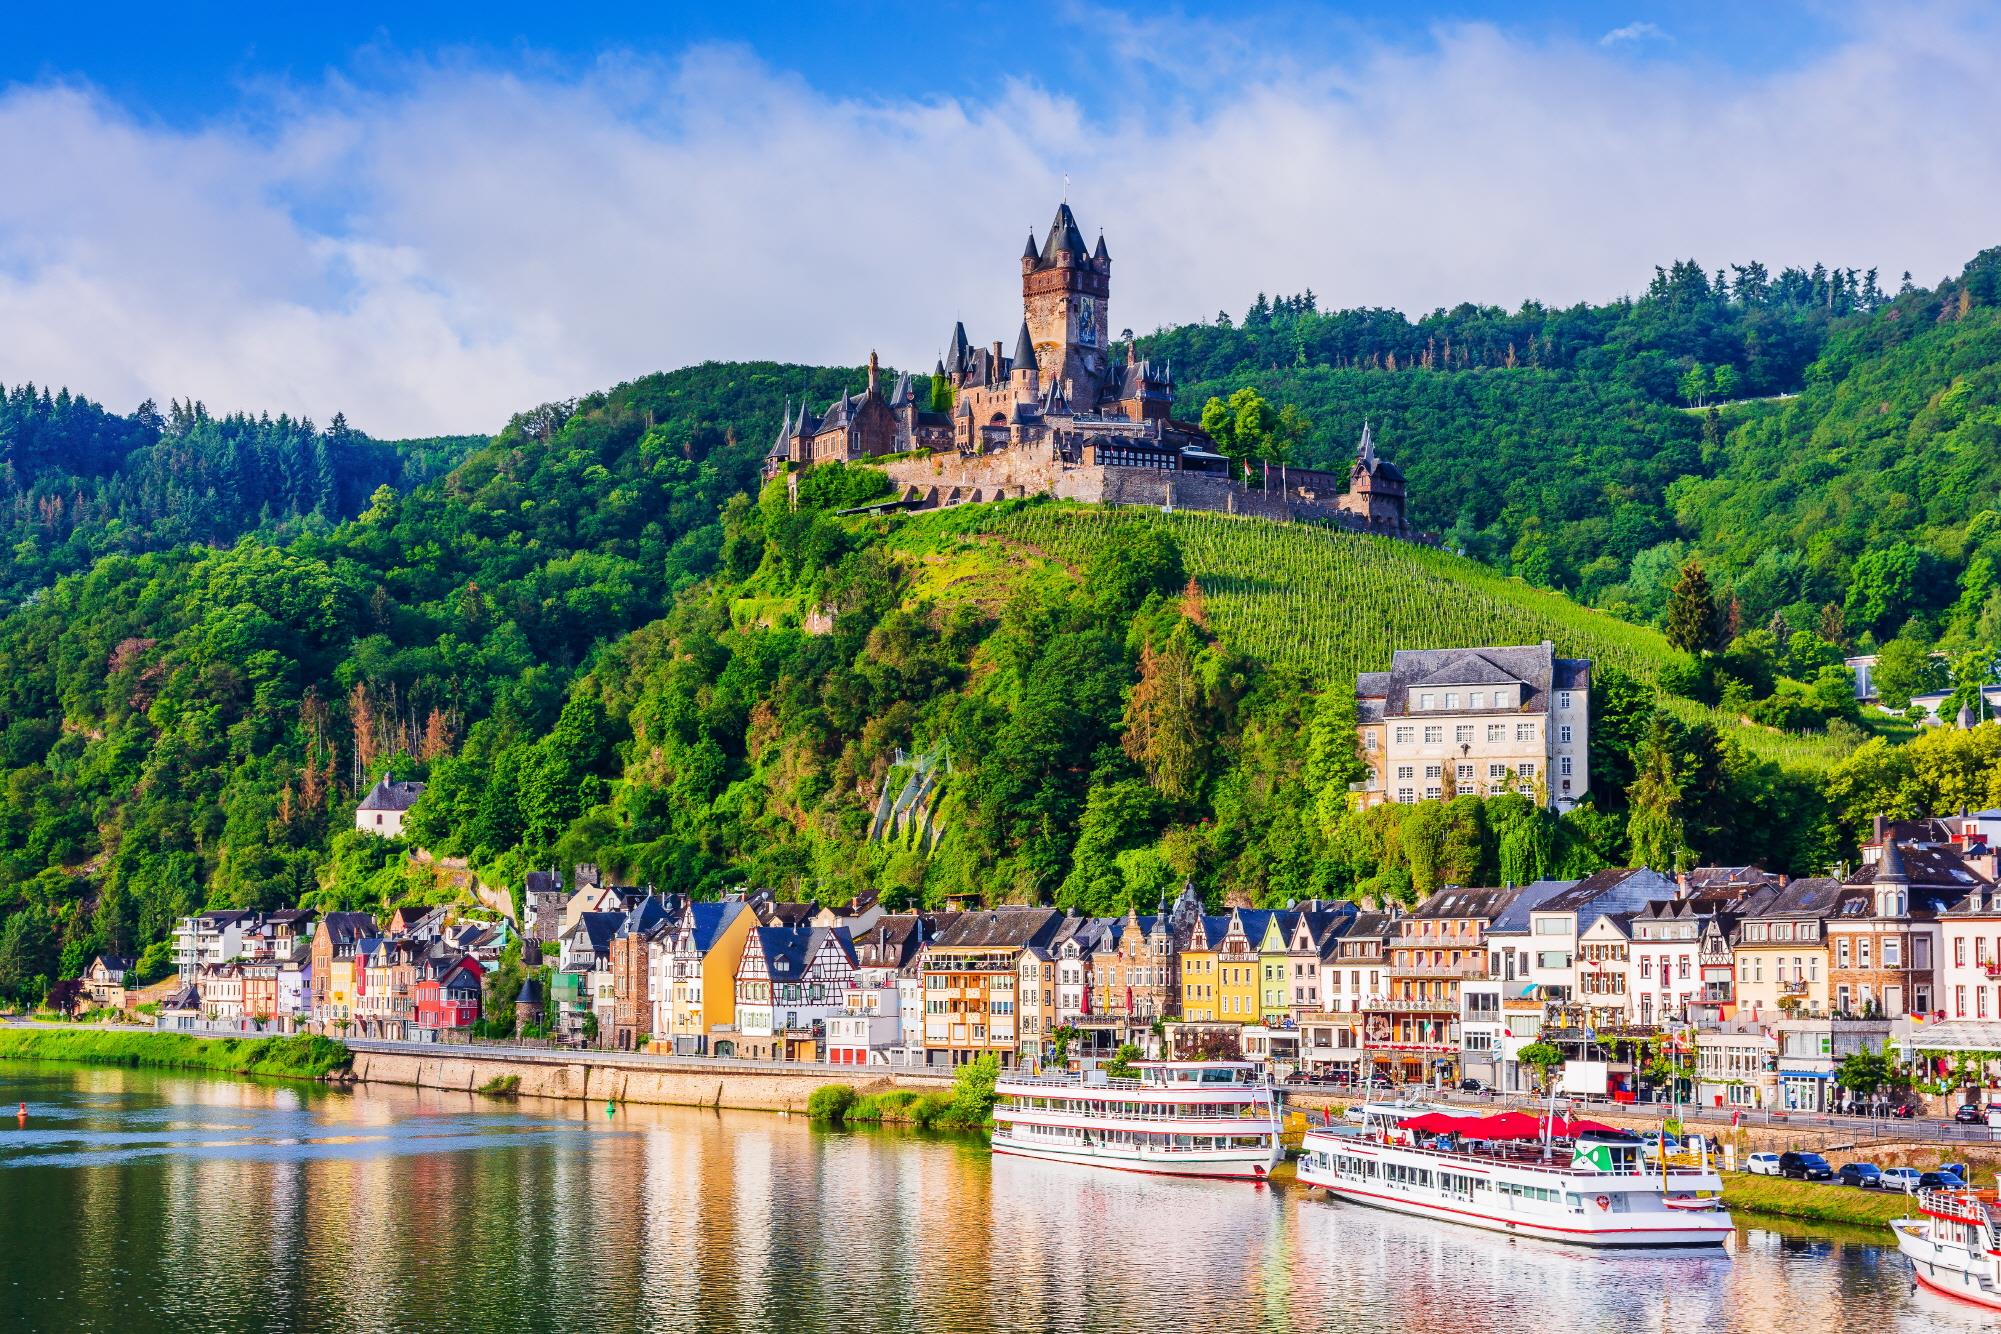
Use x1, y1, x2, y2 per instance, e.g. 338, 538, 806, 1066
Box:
0, 10, 1997, 437
1600, 21, 1669, 47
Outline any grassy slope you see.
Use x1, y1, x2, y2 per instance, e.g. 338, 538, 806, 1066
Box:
1720, 1170, 1911, 1228
883, 501, 1850, 772
0, 1030, 351, 1080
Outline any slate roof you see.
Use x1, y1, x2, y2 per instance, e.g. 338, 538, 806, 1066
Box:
1011, 321, 1036, 371
680, 900, 748, 954
567, 911, 622, 957
1487, 880, 1580, 934
931, 906, 1065, 950
319, 912, 379, 947
524, 870, 563, 897
515, 978, 542, 1005
1034, 202, 1089, 268
1533, 867, 1678, 916
1365, 643, 1591, 716
1741, 877, 1847, 920
614, 893, 677, 940
358, 777, 425, 813
755, 925, 856, 979
1407, 885, 1526, 920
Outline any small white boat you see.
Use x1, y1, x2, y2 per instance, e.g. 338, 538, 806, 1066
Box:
1297, 1105, 1733, 1249
991, 1060, 1281, 1179
1893, 1188, 2001, 1309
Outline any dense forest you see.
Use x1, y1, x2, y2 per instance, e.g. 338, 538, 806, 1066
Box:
1, 242, 1999, 1003
0, 386, 481, 606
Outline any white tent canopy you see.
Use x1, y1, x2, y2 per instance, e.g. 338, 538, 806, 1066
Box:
1898, 1020, 2001, 1056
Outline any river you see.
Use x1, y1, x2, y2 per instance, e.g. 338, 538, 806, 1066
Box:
0, 1060, 1988, 1333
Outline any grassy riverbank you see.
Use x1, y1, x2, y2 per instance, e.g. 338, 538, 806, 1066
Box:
0, 1029, 351, 1080
1721, 1171, 1910, 1228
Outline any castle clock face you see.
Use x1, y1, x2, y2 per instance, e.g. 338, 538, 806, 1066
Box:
1076, 296, 1098, 345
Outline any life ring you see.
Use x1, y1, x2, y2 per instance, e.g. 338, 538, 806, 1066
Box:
1595, 1195, 1610, 1210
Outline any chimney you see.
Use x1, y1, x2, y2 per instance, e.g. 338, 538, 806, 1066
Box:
1873, 813, 1885, 843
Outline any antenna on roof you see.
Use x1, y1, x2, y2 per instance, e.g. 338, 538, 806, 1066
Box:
1062, 172, 1069, 202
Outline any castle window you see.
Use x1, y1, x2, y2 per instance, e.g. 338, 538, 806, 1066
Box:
1560, 756, 1573, 777
1558, 692, 1572, 710
1559, 724, 1572, 744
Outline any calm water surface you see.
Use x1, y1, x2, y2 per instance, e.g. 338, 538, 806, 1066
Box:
0, 1060, 1987, 1333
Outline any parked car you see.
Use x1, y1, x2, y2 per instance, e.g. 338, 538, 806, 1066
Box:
1639, 1132, 1684, 1161
1943, 1162, 1971, 1183
1880, 1167, 1923, 1191
1835, 1163, 1883, 1189
1745, 1152, 1782, 1176
1458, 1078, 1490, 1094
1954, 1104, 1985, 1125
1779, 1151, 1833, 1181
1919, 1170, 1968, 1190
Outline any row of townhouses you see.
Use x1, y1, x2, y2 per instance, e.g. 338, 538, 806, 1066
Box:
147, 904, 507, 1040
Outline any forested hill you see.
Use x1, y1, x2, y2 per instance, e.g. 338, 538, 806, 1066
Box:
1152, 247, 2001, 667
0, 387, 484, 605
1, 243, 1999, 998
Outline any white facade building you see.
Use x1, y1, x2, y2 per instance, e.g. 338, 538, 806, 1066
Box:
1356, 643, 1591, 812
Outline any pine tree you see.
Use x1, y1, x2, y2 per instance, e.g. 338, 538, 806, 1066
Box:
1122, 630, 1205, 803
1665, 559, 1722, 654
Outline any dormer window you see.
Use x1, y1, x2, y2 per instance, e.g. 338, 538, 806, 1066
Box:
1419, 693, 1434, 710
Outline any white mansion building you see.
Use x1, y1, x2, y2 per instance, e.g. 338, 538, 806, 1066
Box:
1355, 642, 1590, 811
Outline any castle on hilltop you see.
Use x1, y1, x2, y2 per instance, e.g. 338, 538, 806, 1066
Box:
766, 203, 1416, 536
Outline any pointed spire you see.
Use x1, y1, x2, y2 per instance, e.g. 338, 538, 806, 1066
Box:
1037, 202, 1088, 266
1879, 836, 1908, 884
1023, 230, 1039, 261
1011, 321, 1036, 374
889, 370, 912, 408
948, 321, 971, 371
1093, 229, 1110, 262
770, 398, 791, 456
1357, 419, 1377, 465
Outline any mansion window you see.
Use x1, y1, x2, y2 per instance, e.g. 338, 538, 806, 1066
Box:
1394, 727, 1415, 745
1559, 725, 1572, 744
1396, 787, 1415, 804
1396, 765, 1414, 780
1468, 692, 1485, 708
1364, 732, 1378, 751
1457, 763, 1474, 781
1425, 786, 1442, 800
1444, 693, 1460, 708
1456, 725, 1474, 744
1558, 692, 1572, 710
1486, 724, 1505, 742
1419, 693, 1435, 710
1424, 764, 1442, 779
1515, 724, 1535, 742
1517, 762, 1536, 778
1488, 763, 1508, 779
1560, 756, 1573, 777
1424, 726, 1443, 744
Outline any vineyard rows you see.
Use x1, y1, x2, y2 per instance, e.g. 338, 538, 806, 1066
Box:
957, 504, 1851, 773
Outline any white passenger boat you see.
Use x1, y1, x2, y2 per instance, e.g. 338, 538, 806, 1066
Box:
991, 1060, 1282, 1179
1298, 1105, 1733, 1248
1892, 1188, 2001, 1309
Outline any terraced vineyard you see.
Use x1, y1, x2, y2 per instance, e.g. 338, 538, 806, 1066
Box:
888, 501, 1852, 772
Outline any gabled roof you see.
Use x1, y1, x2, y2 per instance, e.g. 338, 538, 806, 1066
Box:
1742, 877, 1846, 921
565, 910, 622, 956
358, 776, 425, 812
679, 900, 748, 954
319, 912, 379, 947
754, 925, 856, 978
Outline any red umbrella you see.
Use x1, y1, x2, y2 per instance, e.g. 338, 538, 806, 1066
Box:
1565, 1118, 1621, 1135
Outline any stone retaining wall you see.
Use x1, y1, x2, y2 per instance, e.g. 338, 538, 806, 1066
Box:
350, 1048, 952, 1113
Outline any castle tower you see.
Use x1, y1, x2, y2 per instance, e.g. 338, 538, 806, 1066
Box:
1336, 421, 1409, 530
1022, 203, 1111, 409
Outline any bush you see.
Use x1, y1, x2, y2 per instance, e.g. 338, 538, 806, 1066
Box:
807, 1084, 858, 1123
908, 1091, 956, 1129
0, 1030, 351, 1079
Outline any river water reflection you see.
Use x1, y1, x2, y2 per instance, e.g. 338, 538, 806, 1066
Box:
0, 1060, 1989, 1333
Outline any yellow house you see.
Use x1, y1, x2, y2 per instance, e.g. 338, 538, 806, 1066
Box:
1732, 877, 1843, 1022
1214, 911, 1265, 1025
1179, 915, 1224, 1022
658, 899, 756, 1054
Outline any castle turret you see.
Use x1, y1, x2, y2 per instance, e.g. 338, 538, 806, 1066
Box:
1336, 421, 1409, 530
1010, 321, 1038, 392
1875, 836, 1909, 918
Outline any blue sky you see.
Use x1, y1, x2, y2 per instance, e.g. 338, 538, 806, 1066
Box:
0, 2, 1994, 435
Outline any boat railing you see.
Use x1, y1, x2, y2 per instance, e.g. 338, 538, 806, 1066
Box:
1301, 1132, 1721, 1180
997, 1103, 1277, 1123
1918, 1188, 2001, 1229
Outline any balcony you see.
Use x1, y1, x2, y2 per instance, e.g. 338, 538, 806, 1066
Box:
1392, 964, 1486, 980
1372, 997, 1459, 1013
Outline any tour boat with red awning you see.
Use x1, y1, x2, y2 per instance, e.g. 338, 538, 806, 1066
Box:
1298, 1105, 1732, 1249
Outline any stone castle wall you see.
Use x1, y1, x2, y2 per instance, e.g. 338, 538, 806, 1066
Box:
876, 450, 1424, 538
